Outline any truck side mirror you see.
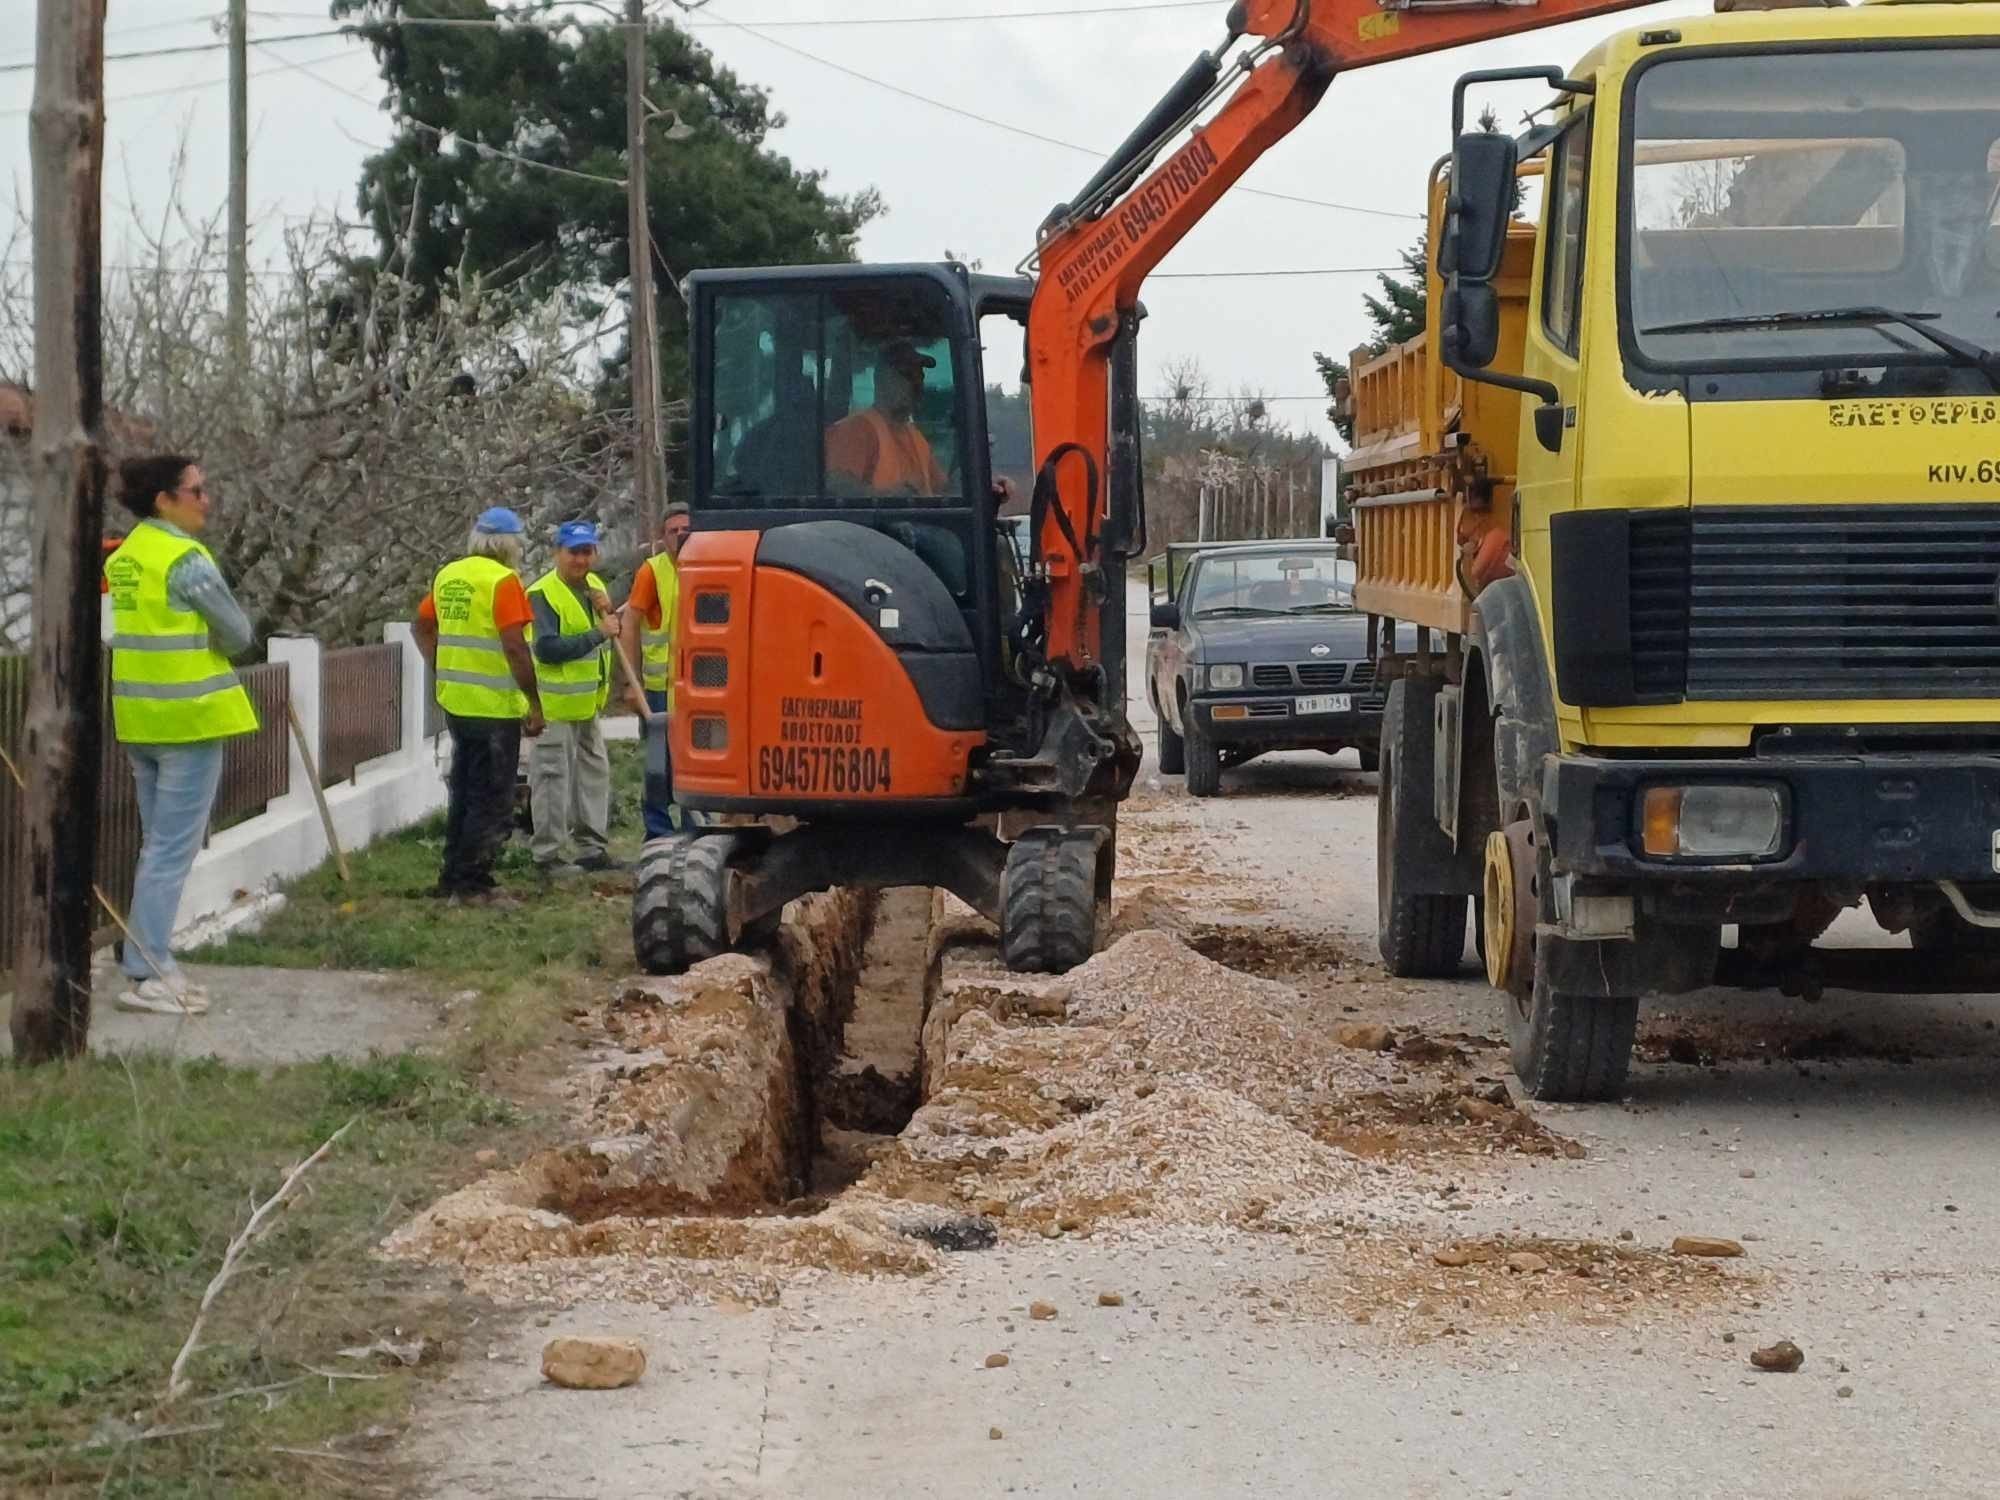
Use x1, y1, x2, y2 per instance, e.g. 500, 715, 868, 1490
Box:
1442, 131, 1518, 284
1441, 283, 1501, 370
1150, 601, 1181, 630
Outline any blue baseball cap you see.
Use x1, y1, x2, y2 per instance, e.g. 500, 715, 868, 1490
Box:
555, 520, 601, 550
474, 506, 524, 535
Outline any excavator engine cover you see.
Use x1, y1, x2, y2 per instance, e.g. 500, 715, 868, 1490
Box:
669, 521, 988, 815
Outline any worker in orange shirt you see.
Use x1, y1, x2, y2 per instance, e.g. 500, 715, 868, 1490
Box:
412, 507, 545, 901
824, 340, 950, 497
621, 503, 697, 838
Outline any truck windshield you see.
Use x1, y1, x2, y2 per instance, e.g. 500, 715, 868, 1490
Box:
1626, 47, 2000, 372
1189, 553, 1354, 616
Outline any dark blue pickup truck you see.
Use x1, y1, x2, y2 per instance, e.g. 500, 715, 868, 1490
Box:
1144, 540, 1388, 797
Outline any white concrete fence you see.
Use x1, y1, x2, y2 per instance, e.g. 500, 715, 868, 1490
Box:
172, 623, 450, 949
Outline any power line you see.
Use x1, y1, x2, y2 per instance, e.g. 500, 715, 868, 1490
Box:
0, 28, 341, 77
1151, 266, 1399, 279
699, 9, 1421, 223
247, 2, 1221, 28
0, 8, 232, 70
277, 45, 630, 188
0, 42, 367, 118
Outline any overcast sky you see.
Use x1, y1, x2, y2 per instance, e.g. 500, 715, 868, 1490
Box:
1, 0, 1710, 446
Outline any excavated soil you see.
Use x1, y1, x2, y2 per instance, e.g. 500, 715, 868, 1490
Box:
1638, 1016, 1929, 1068
1285, 1233, 1762, 1341
378, 796, 1719, 1333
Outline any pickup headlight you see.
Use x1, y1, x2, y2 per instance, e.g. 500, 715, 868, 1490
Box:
1640, 784, 1786, 860
1204, 663, 1245, 691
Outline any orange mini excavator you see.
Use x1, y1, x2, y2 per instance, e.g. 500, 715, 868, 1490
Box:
635, 0, 1658, 975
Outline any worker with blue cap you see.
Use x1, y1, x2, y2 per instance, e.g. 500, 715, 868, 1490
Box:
524, 518, 620, 875
414, 505, 545, 902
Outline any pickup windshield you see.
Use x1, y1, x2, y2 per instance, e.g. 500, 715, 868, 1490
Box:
1189, 553, 1354, 617
1627, 47, 2000, 373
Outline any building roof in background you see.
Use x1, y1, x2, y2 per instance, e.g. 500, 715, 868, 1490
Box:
0, 381, 159, 452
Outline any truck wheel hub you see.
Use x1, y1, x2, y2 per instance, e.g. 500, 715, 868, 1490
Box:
1483, 821, 1536, 997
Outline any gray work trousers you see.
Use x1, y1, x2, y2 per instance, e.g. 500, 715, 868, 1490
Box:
529, 715, 611, 864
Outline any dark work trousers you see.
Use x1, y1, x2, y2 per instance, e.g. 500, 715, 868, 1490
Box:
643, 689, 702, 839
441, 712, 523, 893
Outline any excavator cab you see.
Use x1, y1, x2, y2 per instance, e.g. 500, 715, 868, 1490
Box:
638, 264, 1121, 976
691, 263, 1026, 721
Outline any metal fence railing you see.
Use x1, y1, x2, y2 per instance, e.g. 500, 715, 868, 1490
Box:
213, 662, 292, 829
0, 655, 263, 956
320, 642, 403, 784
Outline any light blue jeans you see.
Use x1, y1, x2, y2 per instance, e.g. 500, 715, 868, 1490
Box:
121, 741, 226, 981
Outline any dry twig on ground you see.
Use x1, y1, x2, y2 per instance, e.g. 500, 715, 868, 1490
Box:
162, 1115, 360, 1407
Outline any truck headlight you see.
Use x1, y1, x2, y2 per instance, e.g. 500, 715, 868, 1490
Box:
1205, 663, 1244, 691
1640, 784, 1785, 860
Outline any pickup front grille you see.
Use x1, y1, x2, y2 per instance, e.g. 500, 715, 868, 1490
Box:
1632, 504, 2000, 701
1243, 661, 1373, 691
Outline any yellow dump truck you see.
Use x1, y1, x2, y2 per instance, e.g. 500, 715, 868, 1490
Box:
1348, 0, 2000, 1100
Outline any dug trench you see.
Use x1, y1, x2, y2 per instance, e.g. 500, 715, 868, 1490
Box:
381, 866, 1758, 1338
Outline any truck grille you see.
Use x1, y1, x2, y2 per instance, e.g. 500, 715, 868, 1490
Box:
1246, 661, 1374, 691
1630, 505, 2000, 701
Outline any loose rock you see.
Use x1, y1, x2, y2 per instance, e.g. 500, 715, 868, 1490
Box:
1671, 1236, 1746, 1259
541, 1336, 647, 1390
1750, 1340, 1805, 1373
1837, 1386, 1854, 1399
990, 1426, 1005, 1440
1029, 1301, 1058, 1321
1504, 1252, 1551, 1275
1433, 1245, 1491, 1268
985, 1352, 1011, 1369
1097, 1292, 1125, 1307
1333, 1023, 1396, 1053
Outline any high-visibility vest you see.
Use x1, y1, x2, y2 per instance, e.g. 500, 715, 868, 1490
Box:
104, 520, 258, 745
526, 569, 611, 722
431, 555, 529, 719
641, 551, 679, 705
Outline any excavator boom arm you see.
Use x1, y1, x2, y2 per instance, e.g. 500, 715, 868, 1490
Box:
1025, 0, 1660, 671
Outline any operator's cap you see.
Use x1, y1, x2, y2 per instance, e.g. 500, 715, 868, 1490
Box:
555, 520, 601, 550
878, 339, 936, 372
474, 505, 525, 535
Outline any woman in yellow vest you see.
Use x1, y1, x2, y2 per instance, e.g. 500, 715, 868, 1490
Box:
102, 454, 259, 1016
413, 507, 546, 901
526, 520, 618, 875
619, 503, 695, 838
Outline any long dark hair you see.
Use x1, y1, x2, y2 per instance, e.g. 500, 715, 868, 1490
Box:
117, 454, 197, 521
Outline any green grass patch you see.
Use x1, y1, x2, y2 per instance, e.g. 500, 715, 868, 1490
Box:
189, 742, 646, 984
0, 1051, 520, 1497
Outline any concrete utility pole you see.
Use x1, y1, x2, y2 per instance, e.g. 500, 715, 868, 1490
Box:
625, 0, 665, 541
227, 0, 247, 357
15, 0, 108, 1064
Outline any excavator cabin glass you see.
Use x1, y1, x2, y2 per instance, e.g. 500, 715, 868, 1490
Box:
689, 265, 1037, 728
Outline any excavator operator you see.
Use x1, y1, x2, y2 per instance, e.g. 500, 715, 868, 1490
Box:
824, 339, 950, 498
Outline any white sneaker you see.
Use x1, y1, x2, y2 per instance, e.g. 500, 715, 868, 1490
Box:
116, 977, 209, 1016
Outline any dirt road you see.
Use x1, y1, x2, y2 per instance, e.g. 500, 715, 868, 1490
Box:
412, 596, 2000, 1498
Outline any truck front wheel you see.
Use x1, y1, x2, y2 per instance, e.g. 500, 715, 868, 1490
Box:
1507, 967, 1638, 1103
1184, 715, 1222, 797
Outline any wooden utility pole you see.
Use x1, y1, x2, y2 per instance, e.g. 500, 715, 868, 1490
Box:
15, 0, 108, 1064
226, 0, 247, 357
625, 0, 665, 542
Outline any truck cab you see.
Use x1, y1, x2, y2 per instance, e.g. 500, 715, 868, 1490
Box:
1352, 0, 2000, 1100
